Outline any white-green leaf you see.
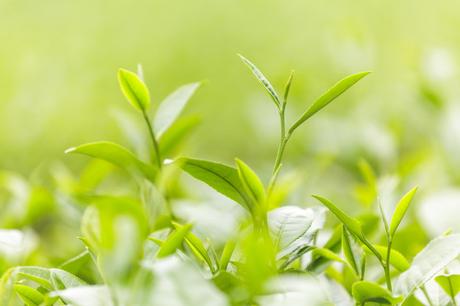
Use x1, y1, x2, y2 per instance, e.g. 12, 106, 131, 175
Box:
238, 54, 281, 109
268, 206, 325, 259
395, 234, 460, 300
118, 68, 151, 112
154, 83, 200, 136
289, 71, 370, 134
389, 187, 418, 239
146, 256, 229, 306
52, 285, 113, 306
65, 141, 157, 182
178, 158, 249, 210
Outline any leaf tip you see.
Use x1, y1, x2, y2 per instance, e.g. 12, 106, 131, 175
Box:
64, 147, 76, 154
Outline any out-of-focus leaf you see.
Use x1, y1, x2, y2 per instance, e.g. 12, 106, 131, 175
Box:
65, 141, 157, 182
396, 234, 460, 300
235, 158, 265, 208
118, 68, 151, 112
159, 116, 200, 158
238, 54, 280, 109
51, 285, 113, 306
147, 256, 229, 306
352, 281, 402, 305
172, 222, 214, 271
219, 240, 236, 271
14, 284, 44, 305
154, 83, 200, 136
389, 187, 418, 239
370, 245, 410, 272
289, 71, 370, 133
178, 158, 249, 210
435, 274, 460, 299
156, 224, 192, 258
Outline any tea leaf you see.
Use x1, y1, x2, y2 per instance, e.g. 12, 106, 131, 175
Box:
14, 284, 44, 305
396, 234, 460, 299
178, 158, 249, 210
159, 116, 201, 158
342, 227, 361, 275
312, 195, 362, 238
172, 222, 214, 271
372, 245, 410, 272
65, 141, 157, 182
289, 71, 370, 134
389, 187, 418, 239
352, 281, 402, 305
156, 223, 192, 258
219, 240, 236, 271
235, 158, 266, 207
154, 83, 200, 136
118, 68, 151, 112
435, 274, 460, 299
238, 54, 281, 109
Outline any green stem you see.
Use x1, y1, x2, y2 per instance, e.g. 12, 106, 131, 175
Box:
385, 239, 393, 292
142, 111, 162, 169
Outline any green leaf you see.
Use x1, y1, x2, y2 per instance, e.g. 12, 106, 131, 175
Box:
65, 141, 157, 182
178, 158, 249, 210
342, 227, 361, 275
312, 247, 345, 265
238, 54, 281, 109
14, 284, 44, 305
156, 223, 192, 258
435, 274, 460, 299
219, 240, 236, 271
313, 195, 362, 238
235, 158, 266, 207
352, 281, 402, 305
118, 68, 151, 112
283, 70, 294, 105
289, 71, 370, 134
372, 245, 410, 272
172, 222, 214, 272
313, 195, 382, 261
389, 187, 418, 239
154, 83, 200, 136
396, 234, 460, 300
159, 116, 200, 158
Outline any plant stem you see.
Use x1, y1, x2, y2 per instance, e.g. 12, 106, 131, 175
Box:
385, 239, 393, 292
272, 103, 291, 175
142, 111, 162, 169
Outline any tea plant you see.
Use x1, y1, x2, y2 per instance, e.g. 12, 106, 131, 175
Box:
1, 56, 460, 306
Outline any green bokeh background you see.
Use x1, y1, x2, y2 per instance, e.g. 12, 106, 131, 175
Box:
1, 0, 459, 192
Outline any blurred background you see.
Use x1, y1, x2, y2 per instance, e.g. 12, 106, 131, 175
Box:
2, 0, 460, 266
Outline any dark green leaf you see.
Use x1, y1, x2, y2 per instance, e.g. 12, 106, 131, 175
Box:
178, 158, 249, 210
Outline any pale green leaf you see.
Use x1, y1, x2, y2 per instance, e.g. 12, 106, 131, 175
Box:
118, 68, 151, 112
389, 187, 418, 239
156, 223, 192, 258
396, 234, 460, 300
238, 54, 281, 109
435, 274, 460, 299
154, 83, 200, 136
235, 158, 266, 207
289, 71, 370, 134
65, 141, 157, 182
352, 281, 402, 305
14, 284, 44, 305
